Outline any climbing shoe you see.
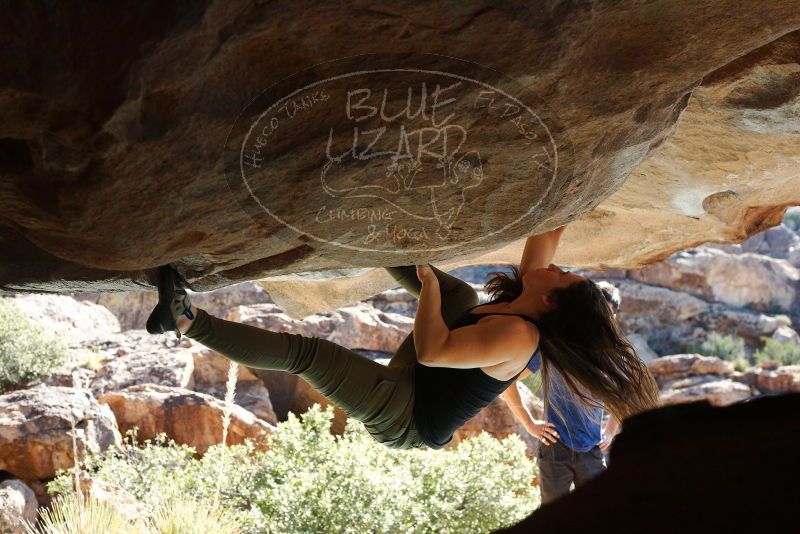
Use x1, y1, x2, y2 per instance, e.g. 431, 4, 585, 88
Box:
146, 264, 195, 339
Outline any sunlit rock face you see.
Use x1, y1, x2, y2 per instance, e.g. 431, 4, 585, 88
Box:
1, 3, 799, 319
566, 30, 800, 269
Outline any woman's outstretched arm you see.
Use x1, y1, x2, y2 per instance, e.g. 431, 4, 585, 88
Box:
519, 225, 567, 276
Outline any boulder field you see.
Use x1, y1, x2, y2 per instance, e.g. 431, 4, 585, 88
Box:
1, 2, 799, 319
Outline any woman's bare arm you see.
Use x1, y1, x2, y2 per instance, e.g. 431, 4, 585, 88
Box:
413, 264, 539, 369
418, 316, 539, 368
413, 266, 449, 360
519, 225, 567, 276
499, 378, 559, 444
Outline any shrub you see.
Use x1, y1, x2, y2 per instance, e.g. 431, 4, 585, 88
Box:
754, 337, 800, 366
25, 493, 136, 534
0, 299, 68, 393
50, 406, 539, 534
690, 333, 750, 371
150, 498, 242, 534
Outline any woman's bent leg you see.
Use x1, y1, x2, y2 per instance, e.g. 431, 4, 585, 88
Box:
184, 308, 418, 448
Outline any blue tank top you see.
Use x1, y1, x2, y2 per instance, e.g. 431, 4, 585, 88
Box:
527, 354, 603, 452
413, 303, 540, 449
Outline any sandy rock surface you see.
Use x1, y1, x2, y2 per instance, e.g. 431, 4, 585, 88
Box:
74, 281, 272, 331
738, 365, 800, 394
0, 480, 38, 534
3, 295, 120, 345
99, 384, 275, 454
629, 248, 799, 313
35, 330, 196, 396
0, 387, 121, 480
659, 378, 752, 407
649, 354, 752, 407
226, 302, 413, 353
191, 349, 277, 423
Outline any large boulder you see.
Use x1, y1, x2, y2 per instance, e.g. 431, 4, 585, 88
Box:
191, 349, 277, 423
0, 480, 38, 534
659, 377, 752, 407
2, 295, 120, 346
35, 330, 196, 397
649, 354, 751, 407
0, 387, 121, 480
99, 384, 274, 454
615, 279, 792, 354
74, 281, 273, 331
739, 365, 800, 394
2, 4, 800, 322
739, 223, 800, 258
629, 247, 799, 313
648, 354, 734, 385
226, 302, 413, 353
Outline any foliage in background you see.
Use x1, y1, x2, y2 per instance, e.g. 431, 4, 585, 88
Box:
50, 406, 539, 534
521, 372, 543, 397
689, 332, 750, 371
0, 299, 68, 393
754, 337, 800, 366
783, 207, 800, 227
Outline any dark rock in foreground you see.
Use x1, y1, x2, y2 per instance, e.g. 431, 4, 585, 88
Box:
500, 393, 800, 533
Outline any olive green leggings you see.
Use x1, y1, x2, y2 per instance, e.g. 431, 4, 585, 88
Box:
183, 265, 479, 449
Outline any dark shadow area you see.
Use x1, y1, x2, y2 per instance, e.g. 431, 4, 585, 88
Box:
500, 393, 800, 533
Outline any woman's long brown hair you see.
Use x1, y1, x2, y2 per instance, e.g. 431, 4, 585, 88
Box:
484, 265, 660, 422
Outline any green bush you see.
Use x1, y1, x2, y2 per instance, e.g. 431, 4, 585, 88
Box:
689, 333, 750, 371
50, 406, 539, 534
0, 299, 68, 393
754, 337, 800, 366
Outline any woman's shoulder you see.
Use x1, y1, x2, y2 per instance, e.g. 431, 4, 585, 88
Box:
475, 313, 540, 349
470, 304, 539, 330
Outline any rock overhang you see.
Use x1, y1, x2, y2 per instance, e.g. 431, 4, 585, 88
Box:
0, 2, 799, 318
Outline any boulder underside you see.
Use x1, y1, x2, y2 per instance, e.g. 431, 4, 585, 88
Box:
1, 2, 799, 318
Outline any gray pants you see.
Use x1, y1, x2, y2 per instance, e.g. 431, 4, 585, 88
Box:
538, 440, 607, 504
183, 265, 479, 449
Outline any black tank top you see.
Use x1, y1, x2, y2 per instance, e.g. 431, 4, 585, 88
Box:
413, 303, 541, 449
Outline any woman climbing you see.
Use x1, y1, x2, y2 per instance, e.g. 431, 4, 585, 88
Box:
146, 225, 659, 450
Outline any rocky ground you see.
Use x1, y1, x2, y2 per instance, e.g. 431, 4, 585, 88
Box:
1, 213, 799, 530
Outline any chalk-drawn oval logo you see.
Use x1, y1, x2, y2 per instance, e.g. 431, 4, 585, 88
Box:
224, 54, 574, 255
